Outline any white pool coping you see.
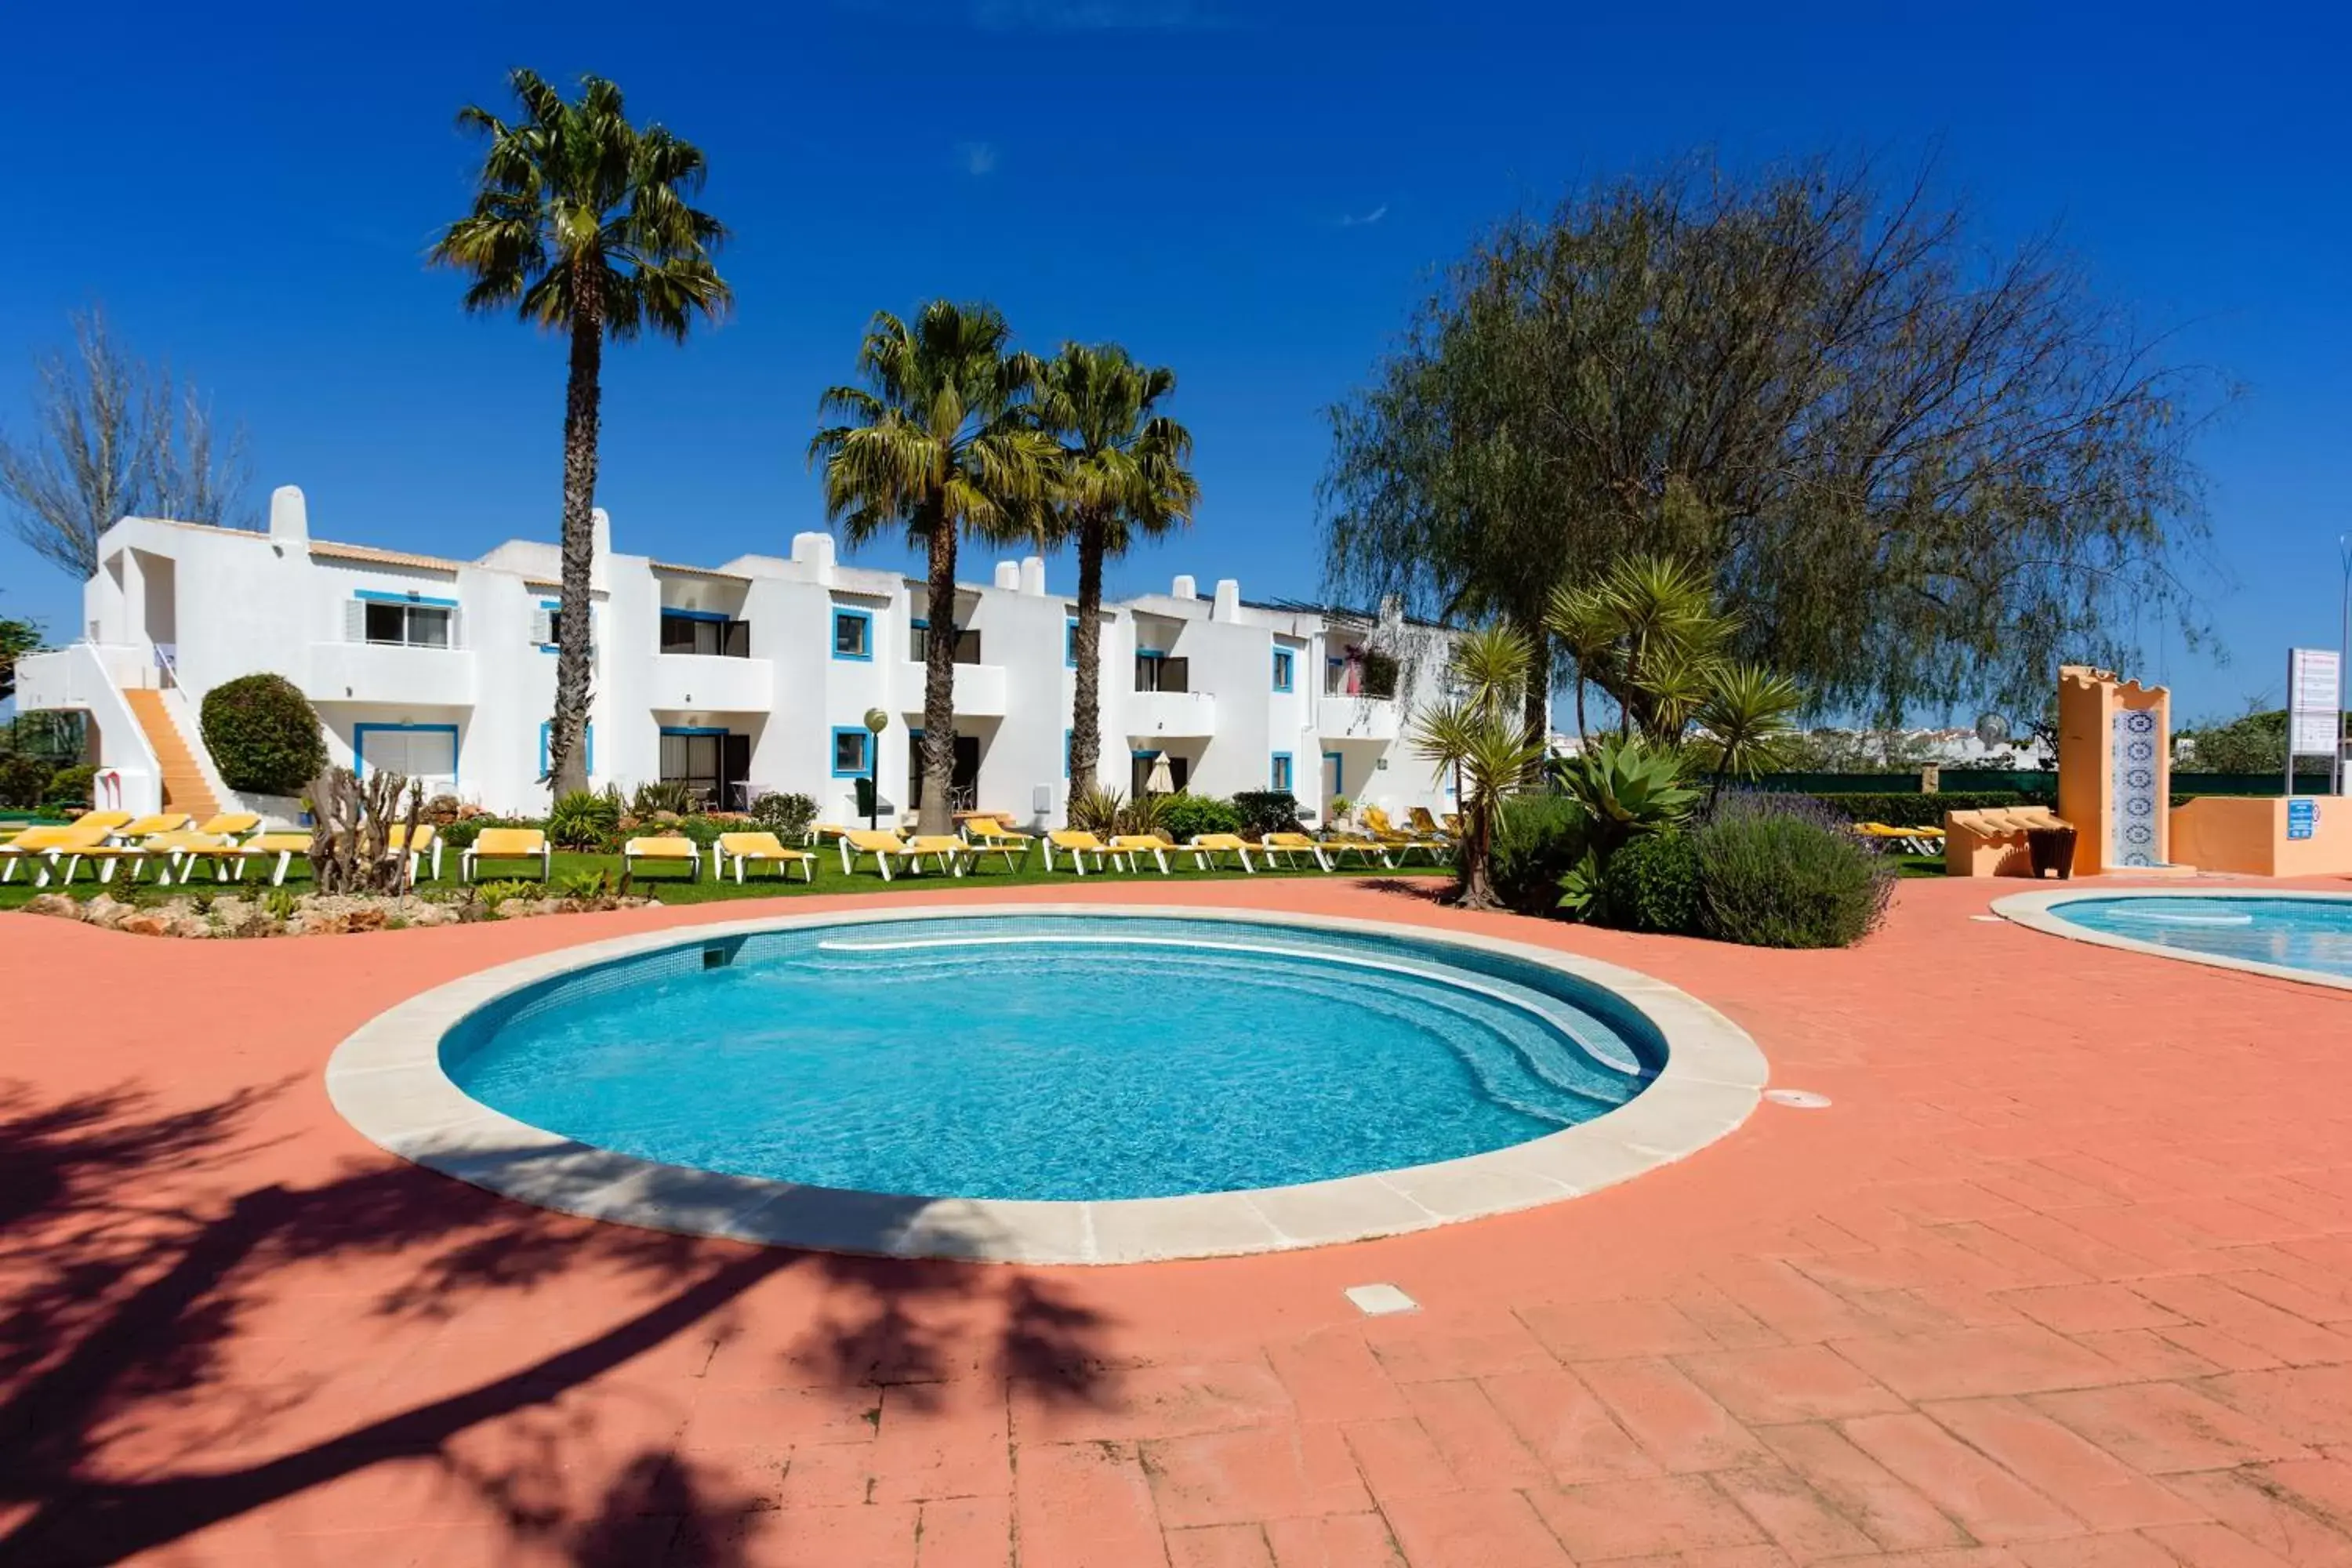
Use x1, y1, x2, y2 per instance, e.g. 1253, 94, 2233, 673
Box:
325, 905, 1769, 1265
1992, 886, 2352, 994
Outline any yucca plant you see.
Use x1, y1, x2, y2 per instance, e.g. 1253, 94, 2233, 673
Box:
1408, 625, 1544, 909
1690, 664, 1806, 793
1065, 782, 1126, 834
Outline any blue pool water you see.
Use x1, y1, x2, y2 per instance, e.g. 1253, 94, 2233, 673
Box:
443, 914, 1662, 1200
2052, 895, 2352, 979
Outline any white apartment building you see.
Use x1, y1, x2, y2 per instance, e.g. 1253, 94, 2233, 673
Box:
16, 485, 1457, 826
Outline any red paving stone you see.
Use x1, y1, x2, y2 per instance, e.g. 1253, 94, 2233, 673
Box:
6, 873, 2352, 1566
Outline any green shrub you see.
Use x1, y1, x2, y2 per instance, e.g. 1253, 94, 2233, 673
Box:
1489, 795, 1589, 914
1598, 832, 1702, 934
0, 754, 53, 808
1790, 789, 2042, 827
750, 790, 818, 837
43, 763, 96, 808
546, 789, 619, 849
554, 868, 613, 901
673, 816, 724, 848
201, 673, 328, 794
1066, 783, 1124, 833
1694, 797, 1893, 949
1230, 790, 1302, 840
1157, 792, 1242, 842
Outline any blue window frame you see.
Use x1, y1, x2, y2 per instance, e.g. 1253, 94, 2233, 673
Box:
1064, 728, 1072, 778
537, 721, 595, 778
831, 727, 873, 777
1272, 648, 1294, 692
1323, 750, 1342, 794
1065, 617, 1079, 668
1271, 752, 1294, 793
536, 598, 560, 652
832, 607, 873, 662
352, 723, 460, 786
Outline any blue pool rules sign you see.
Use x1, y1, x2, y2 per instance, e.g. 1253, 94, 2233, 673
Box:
2288, 798, 2318, 840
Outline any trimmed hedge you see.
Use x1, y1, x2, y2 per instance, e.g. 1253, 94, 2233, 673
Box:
1158, 792, 1243, 842
42, 762, 96, 809
201, 673, 328, 795
1230, 789, 1303, 840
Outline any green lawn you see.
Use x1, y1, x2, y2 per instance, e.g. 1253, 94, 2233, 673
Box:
0, 844, 1454, 912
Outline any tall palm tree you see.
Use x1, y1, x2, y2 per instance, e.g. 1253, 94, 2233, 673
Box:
1031, 343, 1199, 800
811, 302, 1057, 833
431, 69, 730, 797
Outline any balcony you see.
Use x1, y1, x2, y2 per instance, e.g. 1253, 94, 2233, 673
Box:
307, 641, 477, 707
647, 652, 773, 713
1127, 689, 1218, 739
1316, 695, 1399, 742
897, 662, 1008, 719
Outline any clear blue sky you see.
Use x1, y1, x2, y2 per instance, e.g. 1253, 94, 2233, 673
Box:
3, 0, 2343, 723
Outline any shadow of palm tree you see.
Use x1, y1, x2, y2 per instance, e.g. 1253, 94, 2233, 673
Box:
0, 1079, 1117, 1566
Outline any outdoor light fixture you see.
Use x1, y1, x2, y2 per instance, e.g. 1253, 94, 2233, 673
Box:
863, 707, 889, 829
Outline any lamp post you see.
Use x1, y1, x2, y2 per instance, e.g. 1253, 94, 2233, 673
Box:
863, 707, 888, 831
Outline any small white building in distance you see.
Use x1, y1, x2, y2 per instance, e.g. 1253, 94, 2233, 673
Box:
15, 485, 1459, 826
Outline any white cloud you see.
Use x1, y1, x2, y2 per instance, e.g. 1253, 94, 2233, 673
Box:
960, 141, 1000, 176
1338, 204, 1389, 228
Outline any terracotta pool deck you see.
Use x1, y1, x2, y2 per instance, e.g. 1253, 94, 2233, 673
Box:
5, 874, 2352, 1567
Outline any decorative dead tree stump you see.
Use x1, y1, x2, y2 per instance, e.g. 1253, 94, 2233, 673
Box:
308, 767, 425, 895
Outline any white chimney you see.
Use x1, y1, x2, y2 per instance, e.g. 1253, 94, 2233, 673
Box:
1171, 574, 1197, 600
267, 485, 308, 543
1020, 555, 1046, 596
790, 531, 838, 585
1212, 579, 1241, 622
993, 561, 1021, 590
590, 506, 612, 590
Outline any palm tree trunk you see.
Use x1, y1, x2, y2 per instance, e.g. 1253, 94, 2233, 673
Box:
1066, 514, 1106, 808
1457, 796, 1499, 909
547, 285, 603, 800
918, 514, 958, 835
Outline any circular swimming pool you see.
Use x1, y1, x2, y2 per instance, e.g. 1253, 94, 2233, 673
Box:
1995, 889, 2352, 989
328, 907, 1766, 1262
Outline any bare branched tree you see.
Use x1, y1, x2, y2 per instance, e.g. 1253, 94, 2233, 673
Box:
0, 307, 254, 579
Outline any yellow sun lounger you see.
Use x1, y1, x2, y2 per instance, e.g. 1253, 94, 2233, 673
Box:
839, 829, 967, 880
1189, 833, 1258, 872
963, 818, 1036, 869
64, 811, 137, 836
1043, 829, 1129, 875
205, 832, 318, 887
622, 835, 701, 880
715, 831, 817, 884
387, 822, 443, 883
1258, 833, 1331, 871
1361, 808, 1448, 864
1408, 806, 1453, 843
1109, 833, 1184, 873
0, 824, 112, 885
462, 827, 551, 883
192, 812, 263, 838
112, 812, 191, 841
1317, 833, 1396, 869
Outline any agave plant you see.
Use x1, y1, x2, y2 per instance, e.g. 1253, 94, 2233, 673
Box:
1550, 736, 1699, 854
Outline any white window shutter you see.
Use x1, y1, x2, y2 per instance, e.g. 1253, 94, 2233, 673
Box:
345, 600, 365, 643
530, 607, 553, 644
448, 606, 463, 649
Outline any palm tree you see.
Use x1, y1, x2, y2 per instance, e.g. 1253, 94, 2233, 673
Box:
1408, 624, 1543, 909
1691, 664, 1805, 794
811, 302, 1057, 833
1031, 343, 1200, 801
431, 69, 731, 798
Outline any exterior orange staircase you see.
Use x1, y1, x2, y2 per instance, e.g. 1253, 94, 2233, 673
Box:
125, 688, 222, 818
